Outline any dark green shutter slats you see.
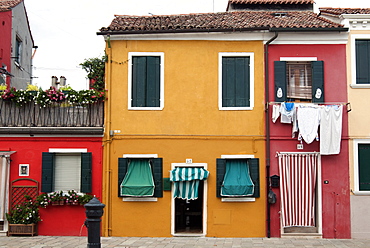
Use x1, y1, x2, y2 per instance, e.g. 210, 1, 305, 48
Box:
356, 40, 370, 84
216, 159, 226, 198
118, 158, 129, 197
132, 56, 160, 107
152, 158, 163, 197
311, 61, 324, 103
222, 57, 250, 107
358, 144, 370, 191
274, 61, 287, 102
41, 152, 54, 193
81, 152, 92, 193
118, 158, 163, 197
248, 158, 260, 198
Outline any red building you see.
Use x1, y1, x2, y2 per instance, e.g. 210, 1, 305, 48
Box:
267, 41, 350, 238
0, 100, 104, 236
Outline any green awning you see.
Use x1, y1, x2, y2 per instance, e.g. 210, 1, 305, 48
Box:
170, 167, 209, 200
221, 159, 254, 197
120, 159, 154, 197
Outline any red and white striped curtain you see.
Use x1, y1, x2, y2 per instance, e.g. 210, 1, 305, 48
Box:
278, 153, 318, 227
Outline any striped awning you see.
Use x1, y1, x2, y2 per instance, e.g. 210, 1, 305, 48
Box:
170, 167, 209, 200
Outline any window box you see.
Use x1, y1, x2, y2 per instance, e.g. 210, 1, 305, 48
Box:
8, 223, 37, 236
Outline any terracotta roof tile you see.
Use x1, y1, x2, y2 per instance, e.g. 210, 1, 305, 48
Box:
0, 0, 22, 12
99, 11, 344, 34
319, 8, 370, 16
228, 0, 314, 4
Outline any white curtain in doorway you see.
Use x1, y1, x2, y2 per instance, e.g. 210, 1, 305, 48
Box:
0, 157, 10, 221
278, 153, 318, 227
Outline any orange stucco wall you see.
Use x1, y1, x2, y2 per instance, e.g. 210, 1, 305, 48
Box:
103, 39, 266, 237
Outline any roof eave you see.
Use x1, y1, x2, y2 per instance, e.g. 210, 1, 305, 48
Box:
269, 27, 348, 32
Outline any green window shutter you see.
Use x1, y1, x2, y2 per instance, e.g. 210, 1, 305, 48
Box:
248, 158, 260, 198
41, 152, 55, 193
222, 57, 250, 107
132, 56, 160, 107
216, 159, 226, 198
118, 158, 129, 197
146, 56, 161, 107
274, 61, 287, 102
311, 61, 324, 103
152, 158, 163, 197
355, 40, 370, 84
80, 152, 92, 193
358, 144, 370, 191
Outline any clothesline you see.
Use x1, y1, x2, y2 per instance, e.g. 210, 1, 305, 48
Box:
267, 102, 351, 112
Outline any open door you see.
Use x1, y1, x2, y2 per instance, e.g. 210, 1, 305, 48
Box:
171, 163, 208, 236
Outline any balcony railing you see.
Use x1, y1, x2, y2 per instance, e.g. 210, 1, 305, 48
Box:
0, 100, 104, 128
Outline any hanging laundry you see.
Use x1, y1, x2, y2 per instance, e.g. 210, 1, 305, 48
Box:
320, 105, 343, 155
272, 104, 280, 123
280, 102, 295, 124
297, 105, 320, 144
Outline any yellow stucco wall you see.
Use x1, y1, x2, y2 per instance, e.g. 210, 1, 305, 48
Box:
103, 39, 266, 237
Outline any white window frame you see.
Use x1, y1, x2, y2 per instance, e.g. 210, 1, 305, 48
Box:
220, 154, 256, 202
218, 52, 254, 110
121, 154, 158, 202
350, 34, 370, 88
48, 148, 87, 192
353, 139, 370, 195
128, 52, 164, 110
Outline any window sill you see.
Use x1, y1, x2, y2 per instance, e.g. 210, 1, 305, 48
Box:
352, 191, 370, 196
122, 197, 158, 202
350, 84, 370, 89
128, 107, 163, 111
221, 197, 255, 202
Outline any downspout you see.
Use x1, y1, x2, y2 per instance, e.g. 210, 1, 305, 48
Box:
265, 31, 278, 238
103, 34, 113, 237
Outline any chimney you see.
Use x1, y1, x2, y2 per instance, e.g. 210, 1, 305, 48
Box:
60, 76, 66, 87
51, 76, 58, 88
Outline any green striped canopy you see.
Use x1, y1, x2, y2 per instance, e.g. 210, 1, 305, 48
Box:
170, 167, 209, 200
120, 159, 154, 197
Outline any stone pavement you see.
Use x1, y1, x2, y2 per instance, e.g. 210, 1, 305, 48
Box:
1, 236, 370, 248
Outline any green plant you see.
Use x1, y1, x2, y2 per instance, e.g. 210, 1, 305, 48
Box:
80, 56, 106, 91
60, 85, 73, 91
36, 193, 50, 208
6, 195, 41, 224
48, 191, 64, 203
66, 190, 80, 204
78, 194, 94, 205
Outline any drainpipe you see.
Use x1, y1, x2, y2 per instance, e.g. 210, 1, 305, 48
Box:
265, 31, 278, 238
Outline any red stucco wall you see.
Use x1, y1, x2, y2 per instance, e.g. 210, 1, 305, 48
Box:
3, 136, 103, 236
0, 10, 12, 85
267, 44, 350, 238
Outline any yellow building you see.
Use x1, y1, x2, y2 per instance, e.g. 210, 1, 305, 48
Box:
98, 12, 267, 238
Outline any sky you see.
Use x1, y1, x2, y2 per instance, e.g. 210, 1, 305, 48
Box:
25, 0, 369, 90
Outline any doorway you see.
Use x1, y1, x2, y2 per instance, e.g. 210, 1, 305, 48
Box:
171, 163, 208, 236
278, 152, 322, 236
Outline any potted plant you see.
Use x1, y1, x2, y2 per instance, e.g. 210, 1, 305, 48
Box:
6, 195, 40, 236
49, 191, 65, 205
66, 190, 80, 205
78, 194, 94, 205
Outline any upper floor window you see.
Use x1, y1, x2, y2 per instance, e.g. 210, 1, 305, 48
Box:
355, 39, 370, 84
128, 52, 164, 110
219, 53, 254, 110
354, 140, 370, 195
274, 58, 324, 103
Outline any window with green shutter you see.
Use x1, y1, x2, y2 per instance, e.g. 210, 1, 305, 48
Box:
358, 144, 370, 191
41, 152, 92, 193
118, 157, 163, 198
216, 158, 260, 198
274, 60, 324, 103
129, 52, 164, 110
355, 39, 370, 84
219, 53, 254, 110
